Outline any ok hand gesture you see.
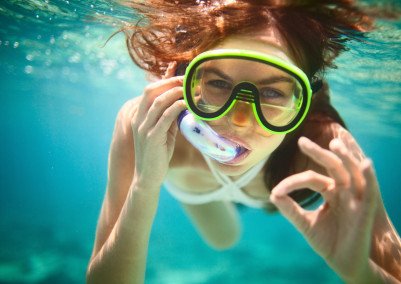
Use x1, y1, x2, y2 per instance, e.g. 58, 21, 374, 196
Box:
270, 133, 380, 282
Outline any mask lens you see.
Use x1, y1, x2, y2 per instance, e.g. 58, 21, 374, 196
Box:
190, 59, 235, 114
257, 65, 304, 127
186, 56, 308, 130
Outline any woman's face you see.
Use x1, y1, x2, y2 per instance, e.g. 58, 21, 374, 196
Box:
203, 28, 297, 177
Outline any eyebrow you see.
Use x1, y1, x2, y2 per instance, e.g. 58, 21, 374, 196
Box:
199, 67, 295, 85
198, 67, 232, 82
256, 76, 295, 85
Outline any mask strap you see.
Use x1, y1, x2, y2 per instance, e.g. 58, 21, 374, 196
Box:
175, 62, 189, 76
311, 79, 323, 94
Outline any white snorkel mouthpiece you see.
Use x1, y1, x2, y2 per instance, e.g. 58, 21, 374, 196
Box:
177, 110, 248, 164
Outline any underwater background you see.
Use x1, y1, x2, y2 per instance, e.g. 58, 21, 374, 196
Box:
0, 1, 400, 283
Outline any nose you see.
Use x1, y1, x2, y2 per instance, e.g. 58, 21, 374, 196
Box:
228, 101, 254, 127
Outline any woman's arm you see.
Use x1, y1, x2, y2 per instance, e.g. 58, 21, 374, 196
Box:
324, 125, 401, 280
330, 125, 401, 281
86, 99, 161, 284
87, 178, 161, 284
370, 199, 401, 282
181, 201, 242, 250
86, 72, 186, 283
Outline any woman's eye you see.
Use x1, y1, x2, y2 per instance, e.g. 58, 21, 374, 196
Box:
206, 80, 232, 90
260, 88, 284, 99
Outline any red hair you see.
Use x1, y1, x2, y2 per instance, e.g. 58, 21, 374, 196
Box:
123, 0, 373, 78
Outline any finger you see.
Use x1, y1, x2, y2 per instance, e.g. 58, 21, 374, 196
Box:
271, 170, 334, 201
168, 117, 179, 138
152, 99, 187, 138
330, 138, 364, 198
144, 75, 183, 98
270, 194, 310, 233
137, 76, 184, 118
337, 128, 366, 163
140, 86, 184, 131
361, 158, 379, 205
270, 171, 334, 235
166, 121, 179, 159
162, 61, 177, 79
298, 137, 349, 187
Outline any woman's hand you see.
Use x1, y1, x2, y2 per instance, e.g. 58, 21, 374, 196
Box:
131, 63, 186, 190
269, 134, 380, 282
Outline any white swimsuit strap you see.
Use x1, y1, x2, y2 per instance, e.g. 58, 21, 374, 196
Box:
164, 155, 269, 208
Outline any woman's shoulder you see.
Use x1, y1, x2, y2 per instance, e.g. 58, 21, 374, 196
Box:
107, 98, 142, 165
116, 97, 142, 127
109, 96, 145, 143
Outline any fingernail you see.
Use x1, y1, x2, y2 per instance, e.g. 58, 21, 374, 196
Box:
362, 158, 372, 171
298, 137, 311, 149
270, 193, 284, 203
329, 138, 342, 150
269, 194, 277, 203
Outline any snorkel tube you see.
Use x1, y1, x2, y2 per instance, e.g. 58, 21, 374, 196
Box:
177, 110, 247, 164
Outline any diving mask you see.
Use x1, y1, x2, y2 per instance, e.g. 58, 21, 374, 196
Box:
178, 49, 313, 163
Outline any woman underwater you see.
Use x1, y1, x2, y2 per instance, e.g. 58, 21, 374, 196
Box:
87, 1, 401, 283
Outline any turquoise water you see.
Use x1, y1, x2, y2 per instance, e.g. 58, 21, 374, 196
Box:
0, 1, 400, 283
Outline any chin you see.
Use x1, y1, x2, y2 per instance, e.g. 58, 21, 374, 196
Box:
216, 163, 249, 177
212, 151, 271, 177
212, 159, 254, 176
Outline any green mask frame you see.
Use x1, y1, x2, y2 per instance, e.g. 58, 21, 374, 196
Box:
182, 49, 313, 134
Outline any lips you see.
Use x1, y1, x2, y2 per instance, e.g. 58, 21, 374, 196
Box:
215, 133, 252, 165
219, 134, 252, 151
223, 148, 251, 165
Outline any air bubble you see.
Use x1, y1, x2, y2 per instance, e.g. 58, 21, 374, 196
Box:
68, 52, 81, 63
13, 42, 19, 48
26, 54, 34, 61
25, 65, 33, 74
